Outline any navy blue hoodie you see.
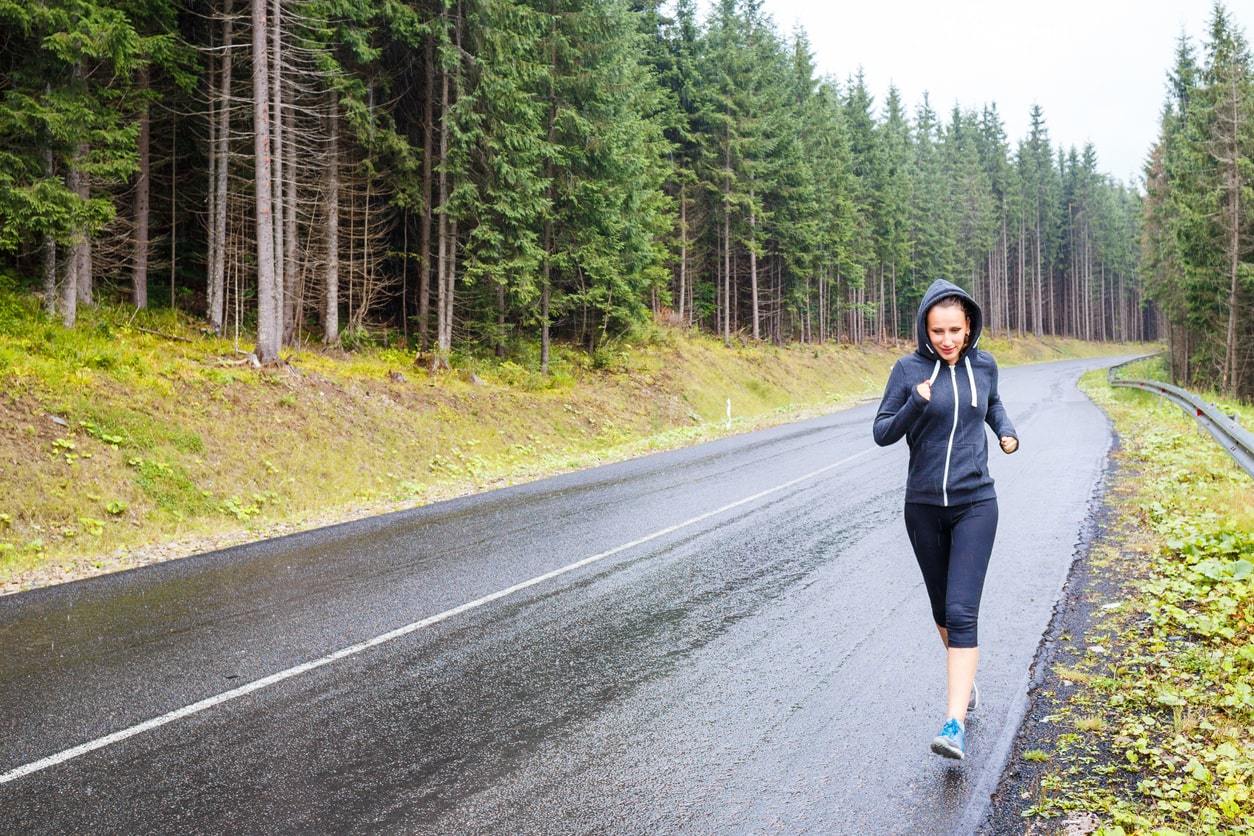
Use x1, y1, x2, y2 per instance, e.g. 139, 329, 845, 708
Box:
873, 279, 1018, 507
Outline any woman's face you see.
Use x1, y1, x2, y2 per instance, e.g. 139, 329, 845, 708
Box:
927, 305, 968, 364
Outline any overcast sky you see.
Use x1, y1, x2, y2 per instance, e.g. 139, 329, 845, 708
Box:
694, 1, 1254, 187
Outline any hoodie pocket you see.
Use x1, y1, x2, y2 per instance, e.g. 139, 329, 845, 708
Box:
948, 443, 987, 494
908, 440, 946, 498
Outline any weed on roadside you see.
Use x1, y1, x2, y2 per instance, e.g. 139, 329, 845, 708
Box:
1012, 372, 1252, 835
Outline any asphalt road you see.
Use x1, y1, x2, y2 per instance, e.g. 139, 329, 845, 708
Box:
0, 355, 1127, 835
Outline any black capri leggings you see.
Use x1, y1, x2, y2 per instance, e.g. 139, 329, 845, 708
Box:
903, 498, 998, 649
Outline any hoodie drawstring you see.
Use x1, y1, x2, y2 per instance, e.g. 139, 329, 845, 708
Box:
928, 360, 941, 385
964, 356, 977, 407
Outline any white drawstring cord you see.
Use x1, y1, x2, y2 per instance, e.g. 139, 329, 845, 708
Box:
964, 356, 977, 406
928, 360, 941, 385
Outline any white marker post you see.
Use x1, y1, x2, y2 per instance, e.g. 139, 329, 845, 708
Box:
726, 398, 732, 430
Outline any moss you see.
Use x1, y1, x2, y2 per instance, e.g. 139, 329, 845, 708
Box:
131, 458, 214, 517
70, 401, 204, 454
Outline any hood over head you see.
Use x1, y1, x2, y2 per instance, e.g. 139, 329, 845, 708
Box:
915, 279, 983, 360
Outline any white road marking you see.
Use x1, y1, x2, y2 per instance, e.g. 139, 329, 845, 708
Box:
0, 447, 875, 786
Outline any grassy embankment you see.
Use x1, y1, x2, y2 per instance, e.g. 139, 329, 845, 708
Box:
1015, 359, 1252, 834
0, 278, 1142, 592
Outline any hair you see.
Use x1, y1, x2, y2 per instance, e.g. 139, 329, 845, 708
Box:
931, 294, 972, 317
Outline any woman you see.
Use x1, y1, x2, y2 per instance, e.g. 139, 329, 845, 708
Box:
872, 278, 1018, 761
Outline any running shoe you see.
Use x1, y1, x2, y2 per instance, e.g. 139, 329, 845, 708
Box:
968, 681, 980, 713
931, 718, 965, 759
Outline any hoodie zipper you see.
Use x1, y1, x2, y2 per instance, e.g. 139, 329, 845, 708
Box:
941, 364, 959, 506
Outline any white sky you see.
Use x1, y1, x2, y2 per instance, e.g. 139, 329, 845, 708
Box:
694, 1, 1254, 187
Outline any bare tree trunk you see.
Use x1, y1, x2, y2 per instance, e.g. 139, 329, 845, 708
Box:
270, 0, 285, 346
43, 141, 57, 317
749, 200, 758, 340
252, 0, 280, 363
209, 0, 234, 334
1018, 215, 1026, 335
323, 95, 339, 344
283, 81, 298, 341
170, 111, 177, 308
435, 21, 451, 361
722, 202, 730, 346
418, 32, 434, 352
677, 184, 686, 323
540, 11, 555, 373
714, 215, 722, 333
62, 156, 80, 327
891, 263, 898, 339
722, 138, 731, 347
74, 137, 92, 307
541, 221, 551, 373
816, 266, 823, 344
1000, 217, 1009, 334
1222, 74, 1243, 393
401, 209, 408, 339
446, 219, 457, 350
496, 280, 505, 358
445, 2, 463, 352
878, 264, 885, 341
1034, 204, 1042, 335
132, 67, 151, 309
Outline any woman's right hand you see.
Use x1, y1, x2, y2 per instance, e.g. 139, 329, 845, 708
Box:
916, 380, 932, 401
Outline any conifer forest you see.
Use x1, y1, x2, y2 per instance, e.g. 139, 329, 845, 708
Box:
0, 0, 1250, 396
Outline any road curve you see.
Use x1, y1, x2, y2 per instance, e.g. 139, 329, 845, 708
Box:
0, 355, 1127, 834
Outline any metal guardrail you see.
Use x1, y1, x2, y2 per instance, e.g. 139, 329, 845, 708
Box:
1107, 355, 1254, 478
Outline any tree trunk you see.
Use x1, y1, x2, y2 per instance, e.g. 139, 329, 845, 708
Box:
418, 31, 434, 352
62, 157, 79, 327
446, 219, 457, 350
749, 201, 758, 340
1222, 73, 1243, 394
270, 0, 285, 346
210, 0, 233, 334
283, 81, 298, 341
401, 209, 408, 338
496, 280, 505, 358
723, 143, 731, 347
541, 7, 555, 374
541, 222, 552, 374
132, 67, 151, 309
677, 184, 686, 323
1034, 202, 1042, 335
43, 142, 57, 317
170, 110, 177, 308
817, 266, 823, 344
73, 138, 92, 307
206, 13, 218, 310
435, 20, 451, 360
891, 263, 898, 340
323, 96, 339, 344
252, 0, 280, 363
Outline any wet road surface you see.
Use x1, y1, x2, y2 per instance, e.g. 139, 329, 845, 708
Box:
0, 356, 1125, 834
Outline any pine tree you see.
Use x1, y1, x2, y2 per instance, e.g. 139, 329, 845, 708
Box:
0, 0, 151, 324
879, 85, 912, 338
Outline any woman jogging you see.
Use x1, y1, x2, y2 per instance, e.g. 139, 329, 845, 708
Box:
872, 278, 1019, 760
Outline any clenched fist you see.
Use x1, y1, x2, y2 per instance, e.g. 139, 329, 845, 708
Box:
916, 380, 932, 401
1000, 436, 1018, 454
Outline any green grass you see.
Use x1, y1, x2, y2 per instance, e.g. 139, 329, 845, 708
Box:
1016, 371, 1253, 834
0, 278, 1148, 592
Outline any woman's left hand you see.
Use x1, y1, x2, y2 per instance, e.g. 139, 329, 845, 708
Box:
1000, 436, 1019, 454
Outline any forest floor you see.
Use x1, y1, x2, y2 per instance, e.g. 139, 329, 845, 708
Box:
0, 278, 1144, 594
983, 365, 1253, 835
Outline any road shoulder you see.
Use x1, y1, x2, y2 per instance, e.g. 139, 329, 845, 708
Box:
980, 373, 1254, 835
